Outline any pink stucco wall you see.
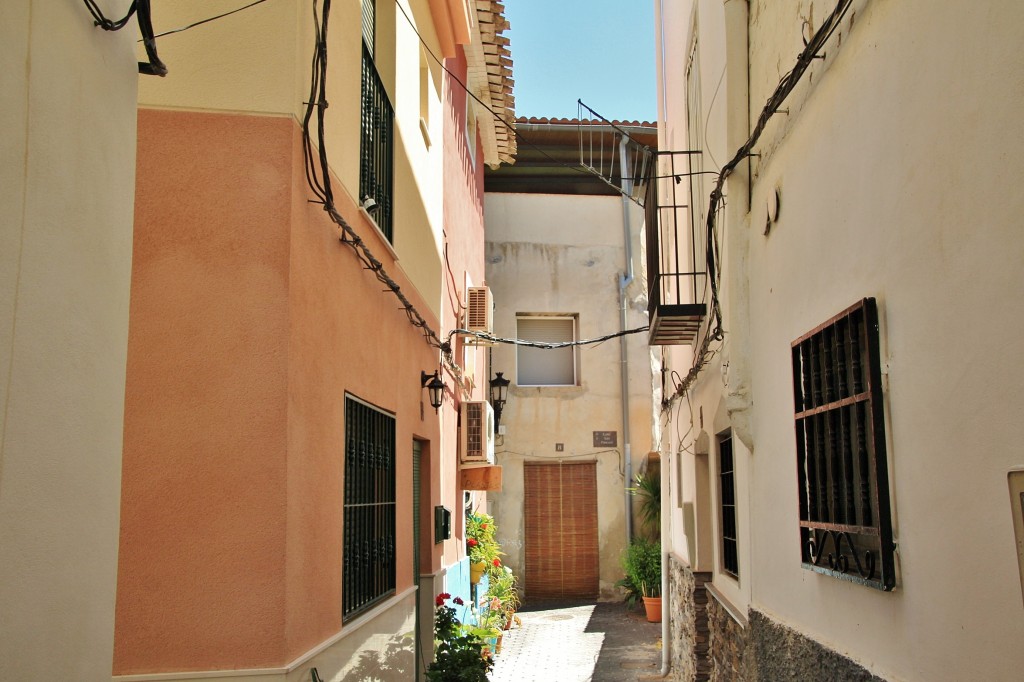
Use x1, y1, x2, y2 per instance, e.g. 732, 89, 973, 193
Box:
116, 109, 440, 673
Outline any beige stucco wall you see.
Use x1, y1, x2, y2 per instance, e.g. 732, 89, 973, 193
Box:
0, 1, 137, 679
660, 0, 1024, 679
484, 192, 655, 597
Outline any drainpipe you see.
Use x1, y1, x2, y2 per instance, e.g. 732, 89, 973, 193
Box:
656, 2, 670, 675
618, 135, 635, 544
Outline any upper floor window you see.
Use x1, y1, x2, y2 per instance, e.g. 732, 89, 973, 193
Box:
359, 0, 394, 241
792, 298, 896, 591
343, 394, 396, 621
516, 315, 578, 387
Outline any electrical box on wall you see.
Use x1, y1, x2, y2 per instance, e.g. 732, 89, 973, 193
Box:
434, 505, 451, 544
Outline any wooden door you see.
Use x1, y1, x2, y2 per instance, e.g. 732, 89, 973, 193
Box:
523, 461, 599, 599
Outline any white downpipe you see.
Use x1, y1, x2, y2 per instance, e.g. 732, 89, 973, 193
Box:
619, 135, 635, 544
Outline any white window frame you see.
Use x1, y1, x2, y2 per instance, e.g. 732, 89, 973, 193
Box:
515, 315, 579, 387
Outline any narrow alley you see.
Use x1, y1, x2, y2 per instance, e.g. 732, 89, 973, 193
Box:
490, 601, 662, 682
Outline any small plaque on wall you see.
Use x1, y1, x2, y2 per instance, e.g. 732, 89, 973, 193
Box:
593, 431, 617, 447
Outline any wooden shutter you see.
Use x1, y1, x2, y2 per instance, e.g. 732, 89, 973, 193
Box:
524, 462, 599, 599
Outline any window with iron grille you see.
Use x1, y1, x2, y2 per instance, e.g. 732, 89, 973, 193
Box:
343, 395, 396, 621
792, 298, 895, 591
718, 432, 738, 579
359, 1, 393, 242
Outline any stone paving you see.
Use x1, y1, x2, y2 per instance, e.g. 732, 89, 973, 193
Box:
490, 601, 664, 682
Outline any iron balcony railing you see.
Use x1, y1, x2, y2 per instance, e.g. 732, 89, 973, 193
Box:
645, 151, 708, 345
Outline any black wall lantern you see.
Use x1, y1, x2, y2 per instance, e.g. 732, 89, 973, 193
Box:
421, 370, 444, 412
489, 371, 510, 429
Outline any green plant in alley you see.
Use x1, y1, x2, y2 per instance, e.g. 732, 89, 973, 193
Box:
621, 538, 662, 598
629, 470, 661, 537
426, 593, 493, 681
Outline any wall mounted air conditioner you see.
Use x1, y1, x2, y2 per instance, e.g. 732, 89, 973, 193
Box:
460, 400, 495, 465
464, 286, 494, 345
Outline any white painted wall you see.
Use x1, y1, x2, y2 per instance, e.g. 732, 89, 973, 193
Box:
660, 0, 1024, 679
485, 191, 655, 596
0, 2, 137, 679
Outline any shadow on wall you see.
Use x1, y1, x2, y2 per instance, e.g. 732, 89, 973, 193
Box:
327, 630, 416, 680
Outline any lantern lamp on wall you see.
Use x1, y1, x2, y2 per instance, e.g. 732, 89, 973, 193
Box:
489, 371, 510, 429
421, 370, 444, 412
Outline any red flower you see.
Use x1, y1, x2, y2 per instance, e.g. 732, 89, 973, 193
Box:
480, 524, 487, 530
493, 558, 501, 567
467, 538, 478, 547
453, 596, 464, 605
435, 592, 451, 607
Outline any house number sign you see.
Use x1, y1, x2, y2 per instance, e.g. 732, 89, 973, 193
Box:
592, 431, 617, 447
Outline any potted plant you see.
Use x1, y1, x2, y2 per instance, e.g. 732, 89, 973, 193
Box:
485, 565, 521, 630
621, 538, 662, 622
425, 593, 494, 681
466, 512, 502, 583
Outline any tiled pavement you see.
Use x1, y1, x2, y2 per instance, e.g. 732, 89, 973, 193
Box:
489, 600, 664, 682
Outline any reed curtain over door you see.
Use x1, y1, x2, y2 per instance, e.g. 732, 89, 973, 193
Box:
524, 461, 599, 599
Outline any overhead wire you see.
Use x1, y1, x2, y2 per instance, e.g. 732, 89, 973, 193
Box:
82, 0, 166, 76
667, 0, 854, 407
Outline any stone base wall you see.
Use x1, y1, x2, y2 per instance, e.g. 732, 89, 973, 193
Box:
666, 556, 711, 682
668, 557, 886, 681
745, 610, 886, 682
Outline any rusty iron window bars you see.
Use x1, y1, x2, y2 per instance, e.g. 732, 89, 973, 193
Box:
343, 395, 397, 621
792, 298, 896, 591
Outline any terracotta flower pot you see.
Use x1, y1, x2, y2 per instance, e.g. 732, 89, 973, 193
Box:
642, 595, 662, 623
470, 560, 486, 584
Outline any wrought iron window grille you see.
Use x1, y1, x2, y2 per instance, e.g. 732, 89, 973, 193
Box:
791, 298, 896, 591
343, 395, 397, 621
360, 44, 394, 242
718, 432, 739, 579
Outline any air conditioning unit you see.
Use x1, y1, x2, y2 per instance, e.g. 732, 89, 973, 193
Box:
464, 286, 493, 345
460, 400, 495, 465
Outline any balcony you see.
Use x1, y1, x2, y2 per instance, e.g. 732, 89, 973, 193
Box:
645, 151, 707, 345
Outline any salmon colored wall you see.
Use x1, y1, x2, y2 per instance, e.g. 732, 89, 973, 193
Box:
440, 47, 488, 552
117, 108, 440, 674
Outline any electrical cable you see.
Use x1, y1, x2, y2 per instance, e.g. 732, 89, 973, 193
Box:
666, 0, 854, 407
82, 0, 166, 76
446, 325, 650, 351
150, 0, 271, 39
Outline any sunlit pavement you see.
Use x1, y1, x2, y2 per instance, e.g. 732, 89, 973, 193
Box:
489, 601, 663, 682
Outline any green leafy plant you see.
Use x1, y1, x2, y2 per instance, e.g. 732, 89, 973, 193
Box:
426, 593, 494, 682
484, 565, 521, 626
466, 512, 504, 578
621, 538, 662, 598
629, 470, 661, 537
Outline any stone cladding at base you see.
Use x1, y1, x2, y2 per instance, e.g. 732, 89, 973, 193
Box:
667, 556, 711, 682
668, 557, 887, 681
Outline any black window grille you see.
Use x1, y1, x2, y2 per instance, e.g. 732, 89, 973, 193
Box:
360, 44, 394, 242
792, 298, 895, 591
718, 433, 739, 579
343, 395, 396, 621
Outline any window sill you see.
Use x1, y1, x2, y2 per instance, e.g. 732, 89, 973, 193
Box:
705, 581, 748, 628
359, 207, 399, 263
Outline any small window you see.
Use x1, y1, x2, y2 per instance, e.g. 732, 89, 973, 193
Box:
718, 432, 738, 579
792, 298, 895, 591
516, 316, 577, 387
343, 394, 396, 621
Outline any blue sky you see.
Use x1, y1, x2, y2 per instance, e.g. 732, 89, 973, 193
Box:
503, 0, 656, 123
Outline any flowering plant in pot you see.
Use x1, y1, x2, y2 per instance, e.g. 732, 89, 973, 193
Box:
426, 593, 493, 681
621, 538, 662, 622
466, 512, 503, 582
484, 566, 522, 629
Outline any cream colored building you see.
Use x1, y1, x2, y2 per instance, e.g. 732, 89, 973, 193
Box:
1, 3, 137, 680
484, 120, 658, 599
654, 0, 1024, 680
